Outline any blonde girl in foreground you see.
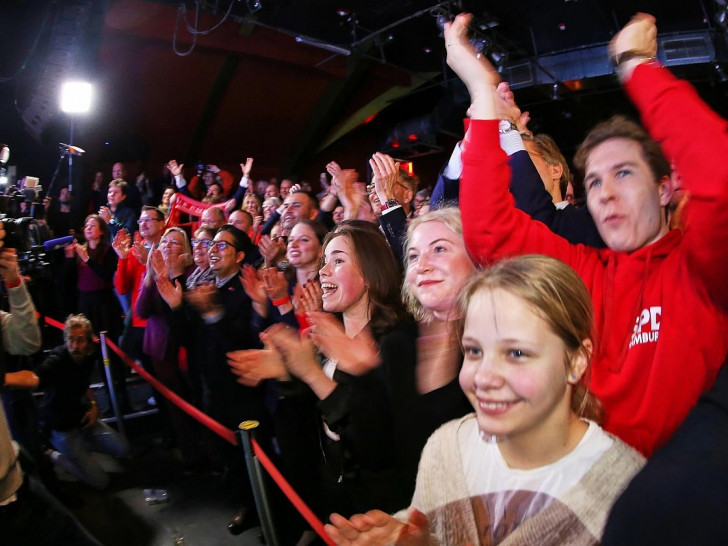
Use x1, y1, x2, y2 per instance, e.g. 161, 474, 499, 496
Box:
326, 255, 644, 545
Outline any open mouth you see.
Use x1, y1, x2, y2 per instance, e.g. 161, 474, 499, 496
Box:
321, 282, 337, 298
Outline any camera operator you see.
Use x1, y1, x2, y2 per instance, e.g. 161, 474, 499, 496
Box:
0, 222, 100, 544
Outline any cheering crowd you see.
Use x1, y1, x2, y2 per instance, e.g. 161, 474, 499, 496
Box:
2, 12, 728, 546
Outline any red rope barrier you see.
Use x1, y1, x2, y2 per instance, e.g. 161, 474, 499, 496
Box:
251, 438, 335, 546
103, 337, 238, 445
42, 314, 333, 543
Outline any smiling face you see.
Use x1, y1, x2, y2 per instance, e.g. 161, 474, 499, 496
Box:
287, 223, 322, 270
192, 230, 213, 268
281, 192, 313, 230
162, 187, 175, 207
585, 138, 670, 253
243, 194, 261, 216
319, 235, 368, 315
137, 209, 164, 241
459, 288, 579, 449
208, 231, 244, 278
405, 221, 475, 321
160, 230, 185, 264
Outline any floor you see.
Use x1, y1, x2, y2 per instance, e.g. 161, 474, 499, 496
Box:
47, 378, 270, 546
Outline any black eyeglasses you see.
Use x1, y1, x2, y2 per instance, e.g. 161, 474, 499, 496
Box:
191, 238, 213, 248
210, 240, 234, 251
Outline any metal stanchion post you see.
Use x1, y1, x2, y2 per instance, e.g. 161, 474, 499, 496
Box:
99, 332, 126, 438
239, 420, 280, 546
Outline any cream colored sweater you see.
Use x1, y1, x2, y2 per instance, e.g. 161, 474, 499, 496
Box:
408, 415, 645, 545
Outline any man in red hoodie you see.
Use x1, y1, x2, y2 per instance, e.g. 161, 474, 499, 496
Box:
447, 12, 728, 456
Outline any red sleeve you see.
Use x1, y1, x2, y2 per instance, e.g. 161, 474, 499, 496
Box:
114, 255, 133, 294
459, 119, 595, 269
188, 175, 201, 197
626, 63, 728, 307
219, 170, 235, 197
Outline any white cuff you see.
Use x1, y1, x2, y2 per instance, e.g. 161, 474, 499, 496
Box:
500, 131, 526, 156
442, 142, 463, 179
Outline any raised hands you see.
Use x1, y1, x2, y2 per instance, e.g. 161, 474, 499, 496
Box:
259, 234, 286, 267
327, 161, 361, 220
307, 312, 380, 375
443, 13, 499, 120
240, 157, 254, 177
293, 280, 323, 314
167, 159, 184, 178
112, 229, 131, 259
609, 13, 657, 82
370, 152, 400, 205
227, 334, 289, 386
325, 509, 432, 546
184, 282, 219, 318
262, 323, 324, 388
132, 231, 148, 264
241, 265, 267, 306
156, 274, 183, 310
98, 206, 112, 224
148, 247, 167, 280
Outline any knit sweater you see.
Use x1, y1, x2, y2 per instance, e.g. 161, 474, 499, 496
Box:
459, 62, 728, 456
407, 415, 644, 545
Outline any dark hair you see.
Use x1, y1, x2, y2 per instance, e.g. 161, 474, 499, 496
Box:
84, 214, 109, 244
573, 115, 670, 184
295, 219, 329, 245
322, 224, 408, 336
290, 188, 319, 210
141, 205, 164, 221
218, 224, 251, 254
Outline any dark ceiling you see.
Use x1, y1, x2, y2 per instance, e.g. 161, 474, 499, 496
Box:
2, 0, 728, 193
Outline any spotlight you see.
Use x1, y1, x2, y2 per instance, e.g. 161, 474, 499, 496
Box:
60, 81, 93, 114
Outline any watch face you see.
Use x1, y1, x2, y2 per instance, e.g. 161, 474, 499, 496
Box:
498, 119, 513, 133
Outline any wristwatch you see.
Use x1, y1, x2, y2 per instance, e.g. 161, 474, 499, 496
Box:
498, 119, 518, 134
383, 198, 400, 210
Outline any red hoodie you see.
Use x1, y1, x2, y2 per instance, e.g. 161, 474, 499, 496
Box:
459, 62, 728, 456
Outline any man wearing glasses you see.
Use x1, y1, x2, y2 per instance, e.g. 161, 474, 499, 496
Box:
112, 206, 166, 389
176, 225, 267, 534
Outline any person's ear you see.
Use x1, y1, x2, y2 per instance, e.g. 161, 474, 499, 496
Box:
236, 251, 245, 264
550, 163, 563, 183
658, 174, 673, 207
567, 339, 592, 384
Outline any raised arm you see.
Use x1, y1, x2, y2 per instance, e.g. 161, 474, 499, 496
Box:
616, 14, 728, 307
447, 13, 585, 267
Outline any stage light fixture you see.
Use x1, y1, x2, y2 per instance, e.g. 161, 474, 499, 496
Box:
60, 81, 93, 114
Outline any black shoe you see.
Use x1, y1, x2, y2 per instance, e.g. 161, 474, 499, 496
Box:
227, 508, 258, 536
